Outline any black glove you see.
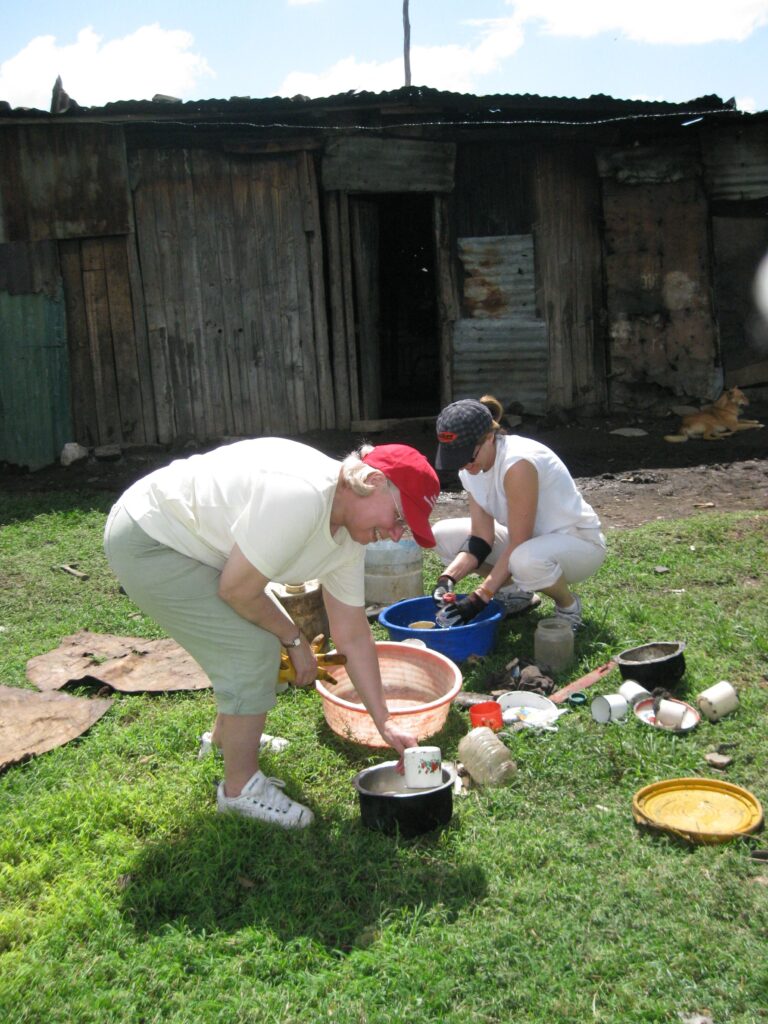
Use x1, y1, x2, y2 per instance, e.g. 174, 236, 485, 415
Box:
432, 574, 455, 606
438, 591, 487, 627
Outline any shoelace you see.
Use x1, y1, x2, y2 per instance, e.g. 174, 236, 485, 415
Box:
255, 776, 295, 813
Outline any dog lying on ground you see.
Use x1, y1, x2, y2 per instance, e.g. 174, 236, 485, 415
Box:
664, 386, 764, 442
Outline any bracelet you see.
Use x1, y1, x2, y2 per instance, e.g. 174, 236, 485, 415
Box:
476, 584, 494, 601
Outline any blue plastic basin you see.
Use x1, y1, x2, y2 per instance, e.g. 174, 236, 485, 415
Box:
378, 595, 502, 661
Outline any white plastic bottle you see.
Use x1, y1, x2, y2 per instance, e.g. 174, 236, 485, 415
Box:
458, 727, 517, 787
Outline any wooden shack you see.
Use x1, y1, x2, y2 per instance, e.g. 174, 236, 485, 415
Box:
1, 87, 767, 469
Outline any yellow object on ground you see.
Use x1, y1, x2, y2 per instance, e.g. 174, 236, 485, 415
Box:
632, 777, 763, 844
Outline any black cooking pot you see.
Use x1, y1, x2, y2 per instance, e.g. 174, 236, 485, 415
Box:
352, 761, 455, 838
615, 641, 686, 688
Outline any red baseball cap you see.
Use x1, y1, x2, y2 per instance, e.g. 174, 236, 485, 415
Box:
362, 444, 439, 548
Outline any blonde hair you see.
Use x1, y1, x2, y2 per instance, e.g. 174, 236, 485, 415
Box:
479, 394, 504, 433
340, 444, 378, 496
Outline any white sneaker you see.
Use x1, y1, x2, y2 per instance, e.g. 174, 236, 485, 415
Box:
554, 596, 583, 631
216, 770, 314, 828
495, 584, 542, 618
197, 731, 289, 759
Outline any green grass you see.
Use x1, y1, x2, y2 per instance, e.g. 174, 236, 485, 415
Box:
1, 491, 767, 1023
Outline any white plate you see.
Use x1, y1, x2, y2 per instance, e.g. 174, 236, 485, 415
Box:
498, 691, 557, 713
633, 697, 700, 733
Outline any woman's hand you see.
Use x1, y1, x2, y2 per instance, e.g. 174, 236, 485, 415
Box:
284, 637, 318, 687
438, 590, 488, 627
378, 718, 419, 771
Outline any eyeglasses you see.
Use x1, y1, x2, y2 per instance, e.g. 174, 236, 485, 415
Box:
388, 485, 407, 530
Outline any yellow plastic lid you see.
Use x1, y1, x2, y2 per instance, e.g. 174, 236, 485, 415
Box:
632, 777, 764, 844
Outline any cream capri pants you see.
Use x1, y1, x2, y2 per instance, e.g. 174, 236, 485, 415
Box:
104, 502, 281, 716
433, 518, 607, 592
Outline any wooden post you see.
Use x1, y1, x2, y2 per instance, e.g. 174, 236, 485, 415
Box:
403, 1, 411, 87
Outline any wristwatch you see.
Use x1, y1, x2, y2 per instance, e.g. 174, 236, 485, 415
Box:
283, 633, 302, 648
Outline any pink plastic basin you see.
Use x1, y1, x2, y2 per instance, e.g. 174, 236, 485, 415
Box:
315, 641, 463, 748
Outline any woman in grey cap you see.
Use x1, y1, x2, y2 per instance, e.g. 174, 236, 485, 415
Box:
432, 396, 606, 630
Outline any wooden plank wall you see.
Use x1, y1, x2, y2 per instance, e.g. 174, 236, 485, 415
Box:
0, 125, 129, 243
534, 144, 607, 412
129, 147, 334, 444
59, 236, 156, 447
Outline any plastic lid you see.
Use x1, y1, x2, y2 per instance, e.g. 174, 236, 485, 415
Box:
632, 777, 763, 844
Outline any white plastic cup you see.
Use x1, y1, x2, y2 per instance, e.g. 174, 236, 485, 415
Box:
591, 693, 628, 723
619, 680, 652, 706
400, 638, 427, 648
656, 698, 686, 729
697, 681, 739, 723
403, 745, 442, 789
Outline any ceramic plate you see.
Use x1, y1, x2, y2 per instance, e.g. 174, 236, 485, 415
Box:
633, 696, 699, 733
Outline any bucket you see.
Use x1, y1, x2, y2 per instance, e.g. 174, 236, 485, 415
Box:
267, 580, 329, 650
364, 539, 423, 606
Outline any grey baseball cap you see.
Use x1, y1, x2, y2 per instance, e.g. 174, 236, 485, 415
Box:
435, 400, 493, 471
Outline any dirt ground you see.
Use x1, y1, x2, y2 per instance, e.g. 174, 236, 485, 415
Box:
3, 402, 767, 530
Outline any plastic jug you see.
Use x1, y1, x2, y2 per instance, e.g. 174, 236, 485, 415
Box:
458, 727, 517, 787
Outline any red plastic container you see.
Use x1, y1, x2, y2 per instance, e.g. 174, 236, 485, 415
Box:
469, 700, 503, 731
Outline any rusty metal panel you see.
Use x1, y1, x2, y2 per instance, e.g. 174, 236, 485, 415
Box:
457, 235, 536, 318
452, 317, 548, 411
0, 279, 71, 469
701, 124, 768, 200
322, 137, 455, 193
0, 124, 130, 243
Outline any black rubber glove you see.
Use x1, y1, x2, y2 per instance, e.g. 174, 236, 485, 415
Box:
432, 574, 455, 606
438, 591, 487, 627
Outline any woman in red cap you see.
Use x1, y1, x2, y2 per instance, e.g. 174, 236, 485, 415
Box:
104, 438, 439, 828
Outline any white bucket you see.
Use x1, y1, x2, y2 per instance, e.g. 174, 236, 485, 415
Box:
364, 539, 423, 605
697, 680, 739, 722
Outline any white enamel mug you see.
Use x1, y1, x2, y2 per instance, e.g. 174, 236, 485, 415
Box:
618, 680, 652, 707
403, 746, 443, 789
656, 698, 686, 729
591, 693, 628, 723
697, 681, 739, 722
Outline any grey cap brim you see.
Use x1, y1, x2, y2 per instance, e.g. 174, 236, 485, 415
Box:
435, 440, 475, 472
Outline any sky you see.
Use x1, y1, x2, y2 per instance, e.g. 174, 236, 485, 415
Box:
1, 0, 767, 114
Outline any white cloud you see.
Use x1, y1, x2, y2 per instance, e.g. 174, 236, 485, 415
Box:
280, 24, 526, 97
736, 95, 757, 112
503, 0, 768, 45
0, 24, 214, 110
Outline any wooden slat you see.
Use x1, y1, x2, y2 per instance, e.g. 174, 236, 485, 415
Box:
351, 198, 381, 419
299, 151, 335, 429
131, 150, 176, 442
81, 238, 122, 443
323, 137, 456, 193
58, 239, 95, 445
339, 192, 360, 421
125, 229, 159, 443
103, 237, 146, 443
324, 192, 352, 427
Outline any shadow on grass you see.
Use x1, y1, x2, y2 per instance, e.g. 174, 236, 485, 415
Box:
119, 802, 486, 950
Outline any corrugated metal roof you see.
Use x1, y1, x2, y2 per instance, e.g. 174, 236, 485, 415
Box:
0, 85, 750, 124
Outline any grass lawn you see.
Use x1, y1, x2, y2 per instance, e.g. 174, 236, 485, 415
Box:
1, 490, 767, 1024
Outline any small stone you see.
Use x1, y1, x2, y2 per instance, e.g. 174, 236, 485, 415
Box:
94, 443, 122, 461
654, 565, 670, 574
704, 752, 733, 770
453, 692, 495, 709
60, 441, 89, 466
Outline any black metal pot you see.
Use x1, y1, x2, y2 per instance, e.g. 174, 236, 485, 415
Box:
352, 761, 455, 838
615, 641, 686, 688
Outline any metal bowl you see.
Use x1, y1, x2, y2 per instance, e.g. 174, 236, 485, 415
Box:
615, 641, 686, 687
352, 761, 456, 837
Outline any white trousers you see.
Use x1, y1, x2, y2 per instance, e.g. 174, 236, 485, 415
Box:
433, 518, 607, 592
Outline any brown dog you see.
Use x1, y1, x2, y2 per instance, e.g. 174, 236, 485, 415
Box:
664, 386, 764, 442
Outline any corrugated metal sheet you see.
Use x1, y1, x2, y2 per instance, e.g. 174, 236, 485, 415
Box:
702, 125, 768, 200
452, 317, 548, 411
0, 291, 71, 469
454, 234, 547, 410
457, 235, 536, 317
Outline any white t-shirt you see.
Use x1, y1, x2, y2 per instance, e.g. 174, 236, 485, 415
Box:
120, 438, 365, 605
459, 434, 602, 537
